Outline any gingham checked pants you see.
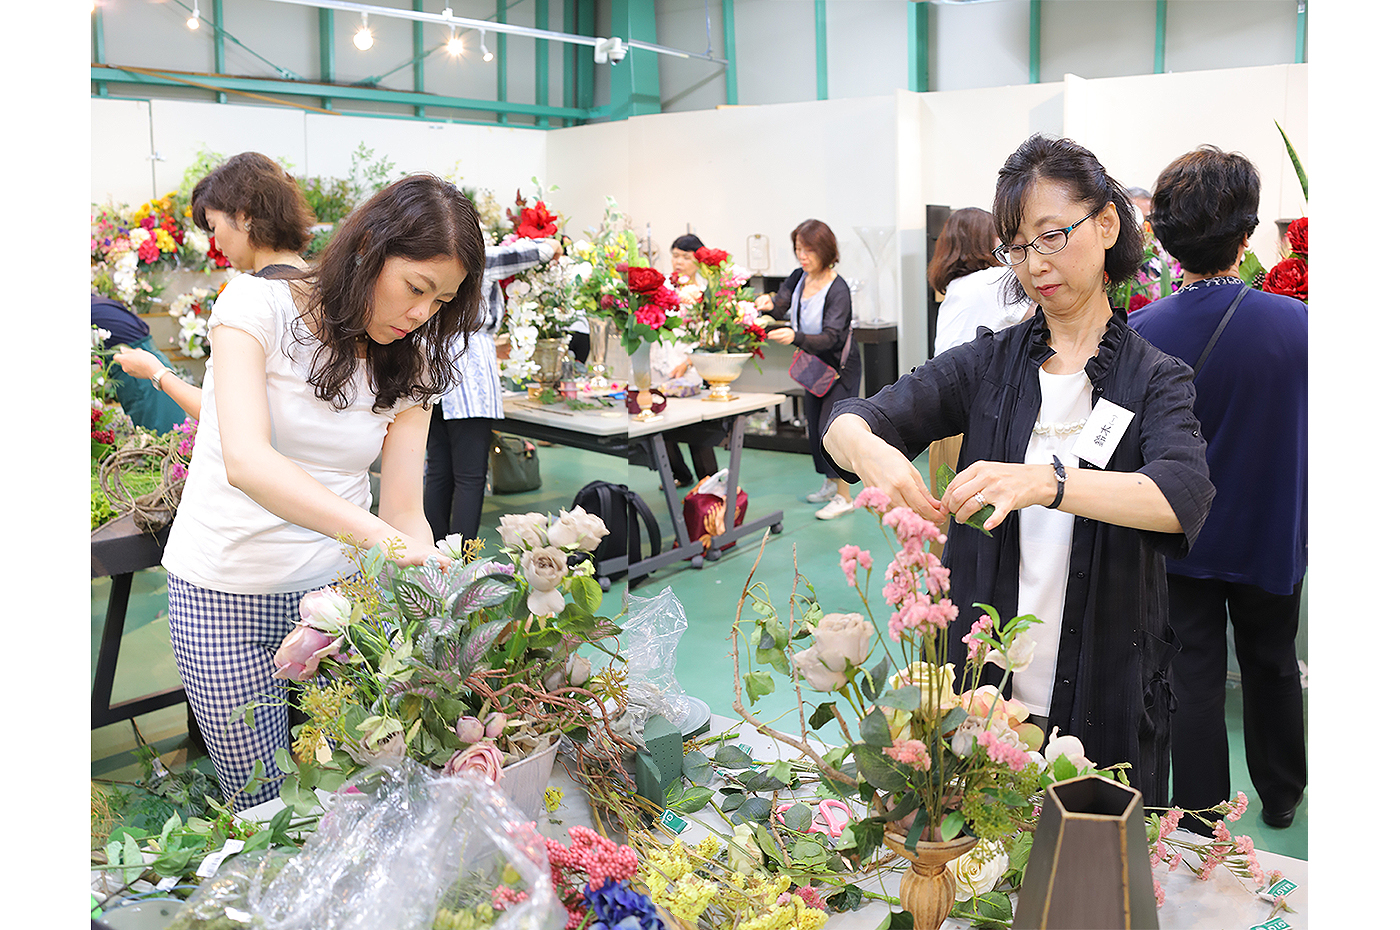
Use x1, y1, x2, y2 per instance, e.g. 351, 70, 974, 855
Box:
167, 573, 313, 810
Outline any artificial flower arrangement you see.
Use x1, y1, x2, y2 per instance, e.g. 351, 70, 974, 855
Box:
495, 187, 595, 383
571, 197, 684, 356
1115, 221, 1183, 313
168, 284, 223, 359
259, 511, 635, 817
676, 247, 768, 357
90, 194, 228, 313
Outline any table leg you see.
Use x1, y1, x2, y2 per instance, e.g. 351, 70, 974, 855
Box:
91, 570, 190, 730
626, 435, 708, 577
706, 415, 783, 554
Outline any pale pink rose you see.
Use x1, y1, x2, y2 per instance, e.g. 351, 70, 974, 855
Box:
499, 512, 550, 550
678, 283, 705, 306
483, 712, 507, 739
298, 587, 353, 633
272, 624, 341, 681
522, 546, 569, 617
792, 612, 876, 692
444, 741, 505, 783
986, 632, 1036, 673
528, 587, 567, 617
1043, 726, 1095, 772
455, 715, 486, 744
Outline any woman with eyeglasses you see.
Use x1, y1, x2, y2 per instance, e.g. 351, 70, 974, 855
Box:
822, 135, 1213, 806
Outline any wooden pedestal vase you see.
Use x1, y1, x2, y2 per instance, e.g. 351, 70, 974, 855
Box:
882, 828, 977, 929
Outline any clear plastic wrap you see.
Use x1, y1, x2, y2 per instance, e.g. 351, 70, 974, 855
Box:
619, 587, 692, 728
167, 759, 566, 930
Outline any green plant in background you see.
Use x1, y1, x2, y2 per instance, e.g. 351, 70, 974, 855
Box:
349, 142, 397, 203
177, 146, 227, 202
299, 174, 357, 225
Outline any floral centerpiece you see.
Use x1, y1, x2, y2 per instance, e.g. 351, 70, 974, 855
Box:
677, 247, 767, 357
1115, 222, 1183, 313
263, 510, 635, 816
572, 197, 683, 357
90, 194, 227, 313
168, 284, 223, 359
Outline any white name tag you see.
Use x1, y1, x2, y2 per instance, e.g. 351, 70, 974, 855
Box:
1072, 398, 1134, 468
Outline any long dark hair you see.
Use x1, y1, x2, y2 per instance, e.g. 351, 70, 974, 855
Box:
191, 152, 315, 254
271, 174, 485, 412
927, 207, 1000, 294
992, 134, 1142, 305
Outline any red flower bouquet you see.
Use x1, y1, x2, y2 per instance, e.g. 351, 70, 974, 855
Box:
694, 246, 730, 267
1262, 255, 1307, 303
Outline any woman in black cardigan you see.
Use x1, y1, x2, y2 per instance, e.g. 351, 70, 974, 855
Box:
755, 219, 862, 519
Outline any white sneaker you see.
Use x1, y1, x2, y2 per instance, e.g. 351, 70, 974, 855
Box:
806, 478, 838, 503
815, 497, 855, 520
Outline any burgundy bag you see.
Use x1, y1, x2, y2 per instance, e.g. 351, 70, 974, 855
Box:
788, 327, 854, 397
683, 485, 749, 552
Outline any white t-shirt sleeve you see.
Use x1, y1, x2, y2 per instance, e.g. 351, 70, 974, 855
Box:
208, 274, 279, 353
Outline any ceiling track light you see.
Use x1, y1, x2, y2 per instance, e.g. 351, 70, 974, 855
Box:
187, 2, 201, 30
353, 11, 373, 50
446, 25, 463, 57
479, 29, 493, 63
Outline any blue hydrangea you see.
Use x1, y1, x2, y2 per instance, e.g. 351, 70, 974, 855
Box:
581, 880, 664, 930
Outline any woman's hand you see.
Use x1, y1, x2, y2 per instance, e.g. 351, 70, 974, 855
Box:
113, 346, 163, 380
768, 327, 795, 345
669, 360, 692, 379
754, 294, 774, 312
823, 413, 945, 523
388, 534, 451, 570
942, 460, 1055, 532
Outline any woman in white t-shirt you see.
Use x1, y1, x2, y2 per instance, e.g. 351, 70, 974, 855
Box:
162, 175, 485, 808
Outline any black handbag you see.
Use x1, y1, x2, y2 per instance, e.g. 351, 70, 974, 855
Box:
489, 433, 541, 493
788, 327, 854, 397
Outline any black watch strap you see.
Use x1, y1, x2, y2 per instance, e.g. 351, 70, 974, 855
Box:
1050, 455, 1066, 510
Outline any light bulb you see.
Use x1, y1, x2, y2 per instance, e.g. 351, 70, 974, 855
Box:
446, 31, 464, 57
187, 14, 200, 30
354, 14, 373, 51
480, 33, 493, 62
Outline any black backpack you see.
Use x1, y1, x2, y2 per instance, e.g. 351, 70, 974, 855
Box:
570, 480, 662, 580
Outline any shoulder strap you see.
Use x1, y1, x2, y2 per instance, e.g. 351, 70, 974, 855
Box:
838, 326, 854, 366
1191, 284, 1249, 379
624, 488, 663, 559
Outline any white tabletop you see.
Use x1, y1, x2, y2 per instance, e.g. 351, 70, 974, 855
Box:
501, 392, 787, 441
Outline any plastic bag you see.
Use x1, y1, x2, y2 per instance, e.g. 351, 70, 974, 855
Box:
167, 759, 566, 930
619, 587, 692, 728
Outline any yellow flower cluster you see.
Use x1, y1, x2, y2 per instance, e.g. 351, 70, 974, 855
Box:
638, 838, 828, 930
154, 228, 177, 253
431, 902, 497, 929
543, 786, 563, 813
132, 192, 178, 223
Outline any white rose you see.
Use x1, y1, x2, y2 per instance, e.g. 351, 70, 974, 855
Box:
1043, 726, 1094, 773
950, 839, 1009, 901
986, 632, 1035, 673
435, 533, 464, 560
548, 506, 609, 551
792, 646, 849, 692
566, 652, 591, 686
729, 823, 765, 876
792, 612, 875, 692
499, 512, 550, 550
298, 587, 353, 633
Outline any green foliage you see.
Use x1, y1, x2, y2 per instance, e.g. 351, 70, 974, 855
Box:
177, 146, 227, 201
1275, 121, 1308, 202
936, 463, 994, 535
299, 174, 357, 224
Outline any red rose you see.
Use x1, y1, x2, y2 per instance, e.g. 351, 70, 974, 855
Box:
634, 303, 666, 330
624, 266, 666, 294
1286, 217, 1307, 257
1127, 293, 1151, 312
695, 246, 729, 267
1261, 256, 1307, 302
138, 237, 160, 264
650, 284, 680, 311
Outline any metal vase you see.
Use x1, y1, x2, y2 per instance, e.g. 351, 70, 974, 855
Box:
1012, 774, 1159, 929
688, 351, 752, 402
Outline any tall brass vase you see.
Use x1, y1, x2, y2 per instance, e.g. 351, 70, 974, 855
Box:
882, 828, 977, 929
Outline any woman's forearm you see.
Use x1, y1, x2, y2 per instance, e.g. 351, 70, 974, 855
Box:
1056, 467, 1182, 533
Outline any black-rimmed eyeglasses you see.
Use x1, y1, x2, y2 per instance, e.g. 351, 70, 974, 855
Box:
994, 208, 1099, 267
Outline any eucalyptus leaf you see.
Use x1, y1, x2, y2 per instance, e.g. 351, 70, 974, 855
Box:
721, 792, 745, 813
790, 839, 827, 864
859, 707, 893, 748
682, 750, 712, 784
852, 743, 907, 792
713, 745, 753, 770
782, 802, 814, 834
876, 684, 925, 712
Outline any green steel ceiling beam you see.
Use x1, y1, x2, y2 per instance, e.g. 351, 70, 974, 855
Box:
577, 0, 596, 116
498, 0, 510, 125
908, 0, 928, 93
413, 1, 425, 117
814, 0, 828, 101
213, 0, 227, 104
1154, 0, 1167, 74
319, 8, 335, 110
722, 0, 737, 105
92, 7, 108, 97
90, 66, 595, 121
609, 0, 660, 120
536, 0, 550, 127
562, 0, 576, 126
1029, 0, 1041, 84
1296, 0, 1308, 63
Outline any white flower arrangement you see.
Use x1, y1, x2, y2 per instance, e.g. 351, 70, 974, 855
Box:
500, 254, 591, 383
168, 286, 219, 359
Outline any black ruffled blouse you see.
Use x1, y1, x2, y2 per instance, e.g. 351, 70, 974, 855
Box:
826, 308, 1214, 806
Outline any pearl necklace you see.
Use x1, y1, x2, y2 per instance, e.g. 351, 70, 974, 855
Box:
1032, 417, 1087, 437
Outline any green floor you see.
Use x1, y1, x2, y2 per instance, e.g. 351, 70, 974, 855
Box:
92, 442, 1307, 859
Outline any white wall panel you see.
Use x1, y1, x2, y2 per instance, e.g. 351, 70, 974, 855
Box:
148, 99, 308, 196
934, 0, 1032, 92
827, 0, 908, 101
1041, 0, 1157, 83
91, 97, 157, 206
